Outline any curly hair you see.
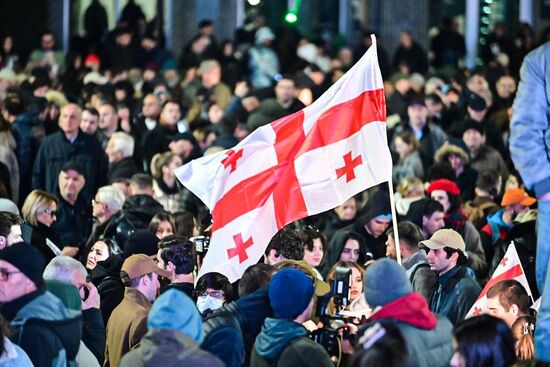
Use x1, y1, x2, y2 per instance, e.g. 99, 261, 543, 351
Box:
265, 226, 304, 261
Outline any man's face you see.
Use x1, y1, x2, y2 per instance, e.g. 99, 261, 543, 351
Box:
426, 248, 455, 274
487, 296, 518, 327
463, 129, 483, 152
41, 34, 55, 50
399, 32, 412, 48
106, 138, 123, 163
80, 110, 99, 135
92, 195, 106, 219
496, 76, 516, 99
117, 33, 132, 47
431, 190, 451, 213
407, 104, 428, 127
144, 272, 160, 302
142, 95, 161, 119
59, 104, 82, 135
426, 99, 442, 117
365, 217, 391, 238
448, 154, 464, 172
508, 203, 529, 222
71, 269, 88, 301
275, 79, 296, 104
59, 169, 85, 202
385, 234, 396, 259
99, 105, 118, 131
160, 102, 181, 126
201, 66, 221, 88
422, 211, 445, 235
467, 75, 488, 95
169, 139, 192, 158
7, 224, 23, 246
0, 260, 35, 302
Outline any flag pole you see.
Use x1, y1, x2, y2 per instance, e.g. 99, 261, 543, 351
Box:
387, 179, 402, 265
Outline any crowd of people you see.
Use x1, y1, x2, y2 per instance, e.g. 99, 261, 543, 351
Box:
0, 2, 549, 366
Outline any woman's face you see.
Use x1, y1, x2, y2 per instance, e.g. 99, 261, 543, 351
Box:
349, 266, 363, 301
340, 239, 360, 263
36, 202, 57, 227
395, 136, 412, 159
86, 241, 110, 270
334, 198, 357, 221
303, 238, 324, 267
156, 220, 174, 239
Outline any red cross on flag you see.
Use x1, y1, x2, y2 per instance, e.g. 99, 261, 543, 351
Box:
176, 36, 392, 282
466, 242, 533, 318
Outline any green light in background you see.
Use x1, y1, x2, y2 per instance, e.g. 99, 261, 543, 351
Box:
285, 12, 298, 23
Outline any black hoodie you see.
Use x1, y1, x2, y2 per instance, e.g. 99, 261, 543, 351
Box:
90, 255, 125, 325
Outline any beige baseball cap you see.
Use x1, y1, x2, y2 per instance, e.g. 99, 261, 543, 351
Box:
419, 229, 465, 251
121, 254, 171, 282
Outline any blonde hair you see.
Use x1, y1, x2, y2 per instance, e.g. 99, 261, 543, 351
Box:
150, 151, 179, 179
21, 189, 58, 226
325, 261, 365, 314
397, 176, 424, 197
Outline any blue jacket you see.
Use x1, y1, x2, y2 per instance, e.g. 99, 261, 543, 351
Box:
510, 42, 550, 197
9, 291, 82, 367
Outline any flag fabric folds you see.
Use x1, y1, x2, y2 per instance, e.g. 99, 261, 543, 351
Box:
176, 36, 392, 282
466, 242, 533, 318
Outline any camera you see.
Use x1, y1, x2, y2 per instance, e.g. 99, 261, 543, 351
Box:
190, 236, 210, 255
310, 267, 357, 356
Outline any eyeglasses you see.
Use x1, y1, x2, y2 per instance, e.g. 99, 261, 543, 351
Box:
0, 268, 22, 281
91, 200, 103, 206
199, 290, 225, 299
44, 208, 57, 217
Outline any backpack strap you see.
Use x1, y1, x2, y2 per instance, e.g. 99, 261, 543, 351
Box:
488, 220, 501, 245
406, 261, 430, 283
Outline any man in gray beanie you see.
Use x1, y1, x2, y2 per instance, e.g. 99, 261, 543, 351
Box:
358, 258, 453, 367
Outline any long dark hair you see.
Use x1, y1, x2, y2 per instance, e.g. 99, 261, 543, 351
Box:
453, 314, 516, 367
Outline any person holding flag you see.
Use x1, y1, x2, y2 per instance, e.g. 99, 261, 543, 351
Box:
176, 35, 393, 282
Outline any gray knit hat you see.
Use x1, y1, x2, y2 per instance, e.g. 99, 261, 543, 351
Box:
364, 258, 413, 307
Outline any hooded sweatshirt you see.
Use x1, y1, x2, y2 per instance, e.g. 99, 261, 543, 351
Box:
251, 318, 332, 367
120, 289, 223, 367
365, 292, 453, 367
319, 229, 367, 277
5, 290, 82, 367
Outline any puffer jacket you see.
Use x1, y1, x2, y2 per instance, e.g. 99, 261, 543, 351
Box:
120, 329, 224, 367
365, 292, 453, 367
7, 290, 82, 367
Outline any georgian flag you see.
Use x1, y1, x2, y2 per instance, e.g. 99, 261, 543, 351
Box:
466, 242, 534, 318
176, 36, 392, 282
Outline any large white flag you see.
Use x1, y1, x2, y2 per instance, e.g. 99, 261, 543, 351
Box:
176, 36, 392, 282
466, 242, 533, 318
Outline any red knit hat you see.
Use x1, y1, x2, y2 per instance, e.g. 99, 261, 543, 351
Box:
84, 54, 100, 65
427, 179, 461, 196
